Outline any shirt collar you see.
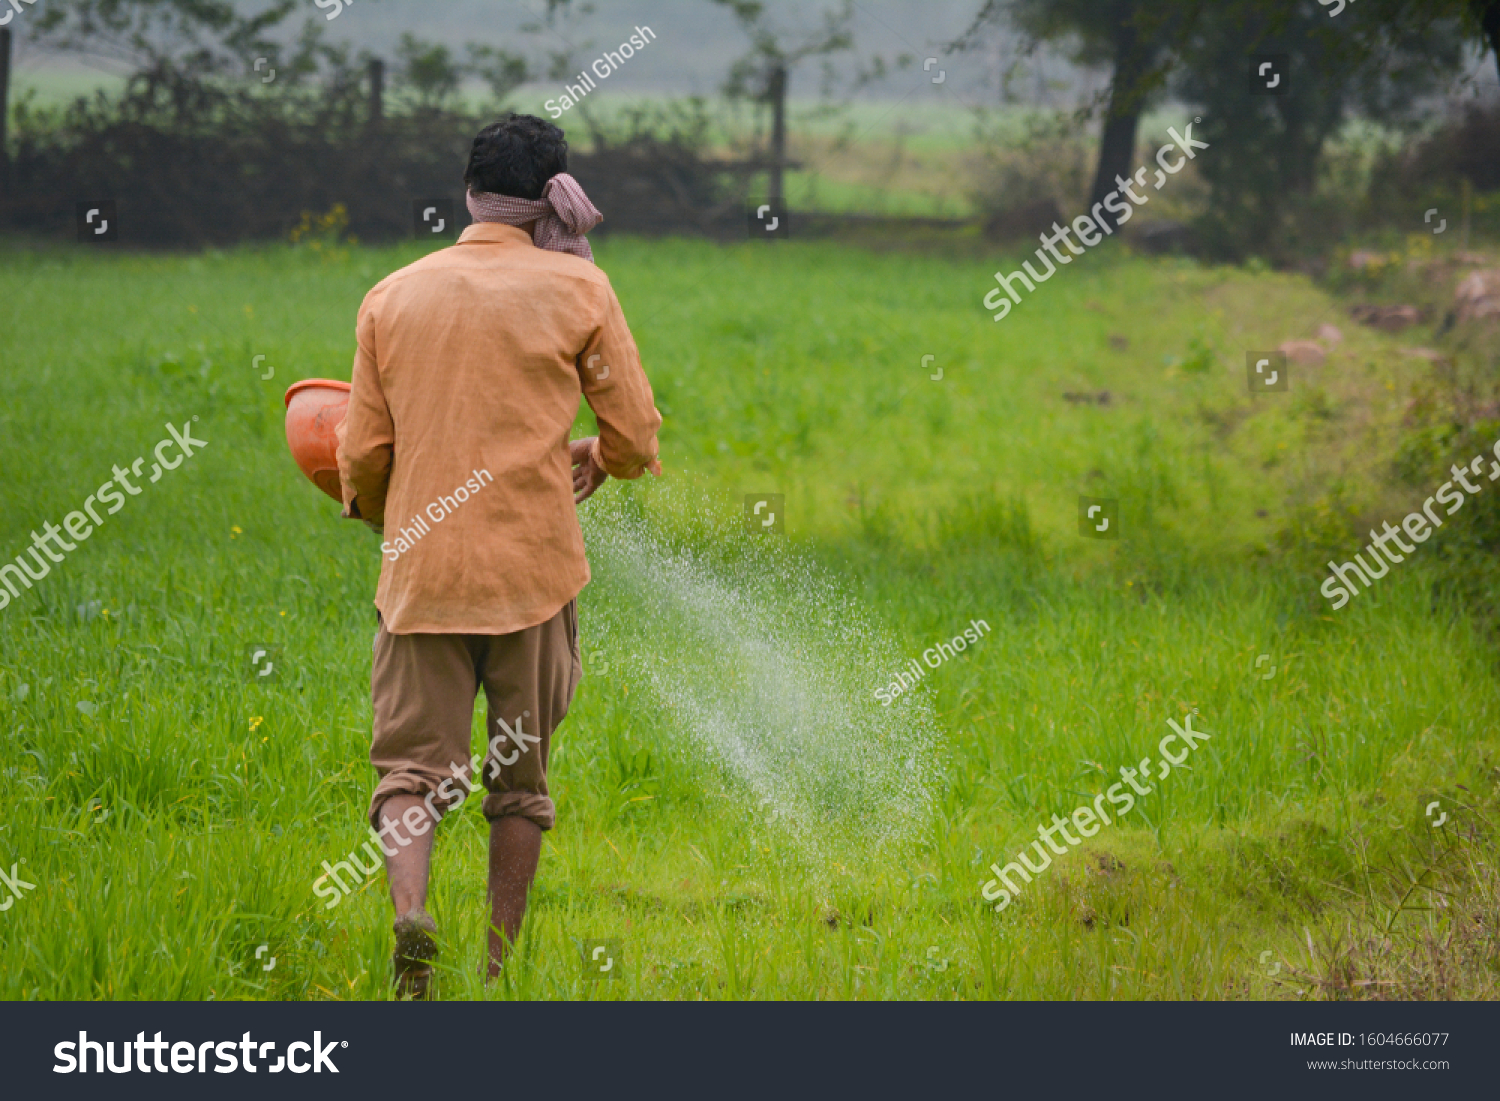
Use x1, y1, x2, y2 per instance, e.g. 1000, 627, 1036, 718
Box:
457, 223, 535, 247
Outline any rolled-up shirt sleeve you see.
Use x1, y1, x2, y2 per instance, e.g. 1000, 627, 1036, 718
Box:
337, 292, 394, 527
578, 278, 662, 480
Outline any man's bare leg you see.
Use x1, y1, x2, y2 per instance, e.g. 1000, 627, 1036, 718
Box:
486, 816, 542, 978
379, 794, 438, 998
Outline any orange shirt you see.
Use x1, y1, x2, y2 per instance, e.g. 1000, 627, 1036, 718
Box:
337, 223, 662, 634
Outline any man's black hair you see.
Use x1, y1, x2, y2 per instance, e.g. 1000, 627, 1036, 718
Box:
464, 114, 570, 201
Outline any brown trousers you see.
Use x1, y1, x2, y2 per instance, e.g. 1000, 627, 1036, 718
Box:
367, 600, 581, 833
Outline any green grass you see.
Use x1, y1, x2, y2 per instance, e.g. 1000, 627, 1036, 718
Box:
0, 234, 1497, 1000
9, 65, 130, 109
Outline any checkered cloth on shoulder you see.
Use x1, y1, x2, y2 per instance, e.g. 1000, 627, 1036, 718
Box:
465, 173, 603, 262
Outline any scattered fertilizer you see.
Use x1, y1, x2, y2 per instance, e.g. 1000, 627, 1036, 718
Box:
579, 486, 944, 868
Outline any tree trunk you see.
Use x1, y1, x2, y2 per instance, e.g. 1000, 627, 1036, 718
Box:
1476, 0, 1500, 83
1088, 11, 1150, 233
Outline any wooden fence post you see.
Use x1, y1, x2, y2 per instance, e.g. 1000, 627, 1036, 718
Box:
767, 62, 786, 207
368, 58, 385, 128
1, 29, 13, 196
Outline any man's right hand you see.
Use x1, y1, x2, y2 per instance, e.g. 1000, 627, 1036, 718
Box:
570, 437, 608, 504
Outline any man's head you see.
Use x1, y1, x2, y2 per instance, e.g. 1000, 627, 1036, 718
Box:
464, 114, 570, 201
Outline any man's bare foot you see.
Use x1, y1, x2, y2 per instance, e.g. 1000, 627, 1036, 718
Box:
393, 908, 438, 1000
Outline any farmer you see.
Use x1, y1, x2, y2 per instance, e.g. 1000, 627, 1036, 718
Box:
337, 113, 662, 998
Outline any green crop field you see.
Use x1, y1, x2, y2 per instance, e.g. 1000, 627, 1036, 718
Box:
0, 233, 1497, 1001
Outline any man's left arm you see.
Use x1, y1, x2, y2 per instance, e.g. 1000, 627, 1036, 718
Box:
576, 278, 662, 483
336, 294, 394, 531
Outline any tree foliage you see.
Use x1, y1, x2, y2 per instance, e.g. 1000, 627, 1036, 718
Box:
710, 0, 855, 101
960, 0, 1486, 257
1174, 0, 1468, 259
30, 0, 297, 75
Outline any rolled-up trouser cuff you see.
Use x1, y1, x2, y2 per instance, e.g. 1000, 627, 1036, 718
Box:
367, 770, 462, 834
482, 791, 556, 831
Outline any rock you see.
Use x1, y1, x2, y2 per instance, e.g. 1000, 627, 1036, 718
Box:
1316, 324, 1343, 346
1402, 347, 1451, 365
1062, 391, 1112, 406
1455, 269, 1500, 324
1350, 304, 1422, 332
1134, 221, 1196, 254
1278, 339, 1326, 366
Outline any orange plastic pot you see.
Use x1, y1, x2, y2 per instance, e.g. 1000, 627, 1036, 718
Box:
284, 379, 351, 503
